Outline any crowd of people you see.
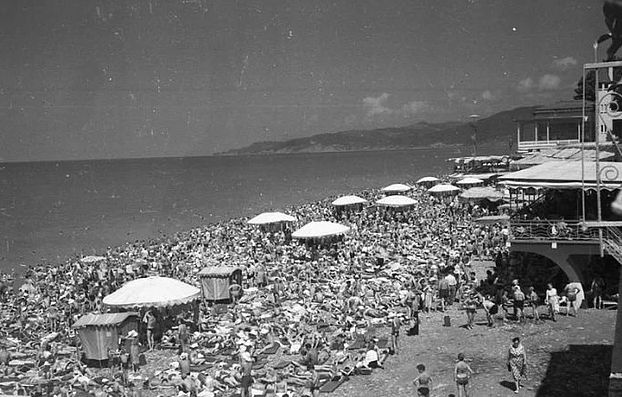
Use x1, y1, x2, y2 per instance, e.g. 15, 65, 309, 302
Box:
0, 178, 603, 397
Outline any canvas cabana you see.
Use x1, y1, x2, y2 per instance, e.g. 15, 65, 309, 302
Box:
72, 312, 139, 360
198, 266, 243, 302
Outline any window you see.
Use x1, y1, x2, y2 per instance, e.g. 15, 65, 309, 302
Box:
519, 122, 536, 142
548, 121, 578, 141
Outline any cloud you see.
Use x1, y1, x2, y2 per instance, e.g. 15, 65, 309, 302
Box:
552, 56, 577, 70
481, 90, 494, 101
517, 77, 534, 93
363, 92, 392, 117
400, 100, 429, 116
362, 94, 429, 119
538, 74, 561, 90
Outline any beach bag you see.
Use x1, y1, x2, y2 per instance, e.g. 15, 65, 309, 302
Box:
443, 315, 451, 327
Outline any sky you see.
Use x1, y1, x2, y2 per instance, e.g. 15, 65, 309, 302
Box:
0, 0, 608, 161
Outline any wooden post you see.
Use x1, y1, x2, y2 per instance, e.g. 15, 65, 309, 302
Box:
609, 267, 622, 397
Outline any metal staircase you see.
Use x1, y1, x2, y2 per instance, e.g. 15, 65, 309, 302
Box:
604, 226, 622, 264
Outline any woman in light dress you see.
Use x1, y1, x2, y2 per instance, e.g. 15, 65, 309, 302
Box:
545, 283, 559, 322
507, 337, 527, 393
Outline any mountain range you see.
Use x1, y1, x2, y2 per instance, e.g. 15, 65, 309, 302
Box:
219, 106, 538, 155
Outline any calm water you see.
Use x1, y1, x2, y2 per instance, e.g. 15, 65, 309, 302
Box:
0, 148, 465, 273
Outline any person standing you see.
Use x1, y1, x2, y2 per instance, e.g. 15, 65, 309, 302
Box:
438, 276, 450, 312
507, 337, 527, 394
413, 363, 433, 397
446, 271, 458, 305
527, 287, 539, 322
564, 282, 584, 316
389, 313, 401, 355
240, 350, 254, 397
513, 286, 525, 323
454, 353, 473, 397
178, 317, 189, 354
591, 276, 605, 309
545, 284, 559, 322
463, 293, 477, 330
142, 310, 156, 351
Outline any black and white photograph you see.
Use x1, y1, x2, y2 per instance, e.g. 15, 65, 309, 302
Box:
0, 1, 621, 396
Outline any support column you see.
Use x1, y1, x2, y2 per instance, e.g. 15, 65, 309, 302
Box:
535, 123, 538, 142
546, 120, 550, 143
610, 269, 622, 396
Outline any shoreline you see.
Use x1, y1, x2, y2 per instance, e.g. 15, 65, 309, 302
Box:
0, 148, 458, 274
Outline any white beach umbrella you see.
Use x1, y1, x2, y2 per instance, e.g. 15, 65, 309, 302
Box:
331, 195, 368, 206
416, 176, 439, 184
427, 184, 461, 195
381, 183, 412, 193
456, 177, 484, 186
292, 221, 350, 239
102, 276, 201, 309
247, 212, 296, 225
375, 195, 417, 207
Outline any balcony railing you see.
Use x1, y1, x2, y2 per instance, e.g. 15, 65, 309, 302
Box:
517, 139, 580, 151
510, 220, 601, 241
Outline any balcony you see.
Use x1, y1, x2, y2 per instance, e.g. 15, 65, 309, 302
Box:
510, 219, 600, 241
517, 139, 580, 152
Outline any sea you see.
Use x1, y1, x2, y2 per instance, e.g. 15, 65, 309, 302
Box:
0, 148, 467, 274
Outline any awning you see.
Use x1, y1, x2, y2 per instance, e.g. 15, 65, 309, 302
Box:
247, 212, 296, 225
511, 149, 614, 169
72, 312, 139, 329
500, 161, 622, 191
460, 187, 505, 201
102, 276, 201, 309
381, 183, 411, 193
375, 195, 417, 207
331, 195, 368, 206
198, 266, 241, 278
456, 177, 484, 186
292, 221, 350, 239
